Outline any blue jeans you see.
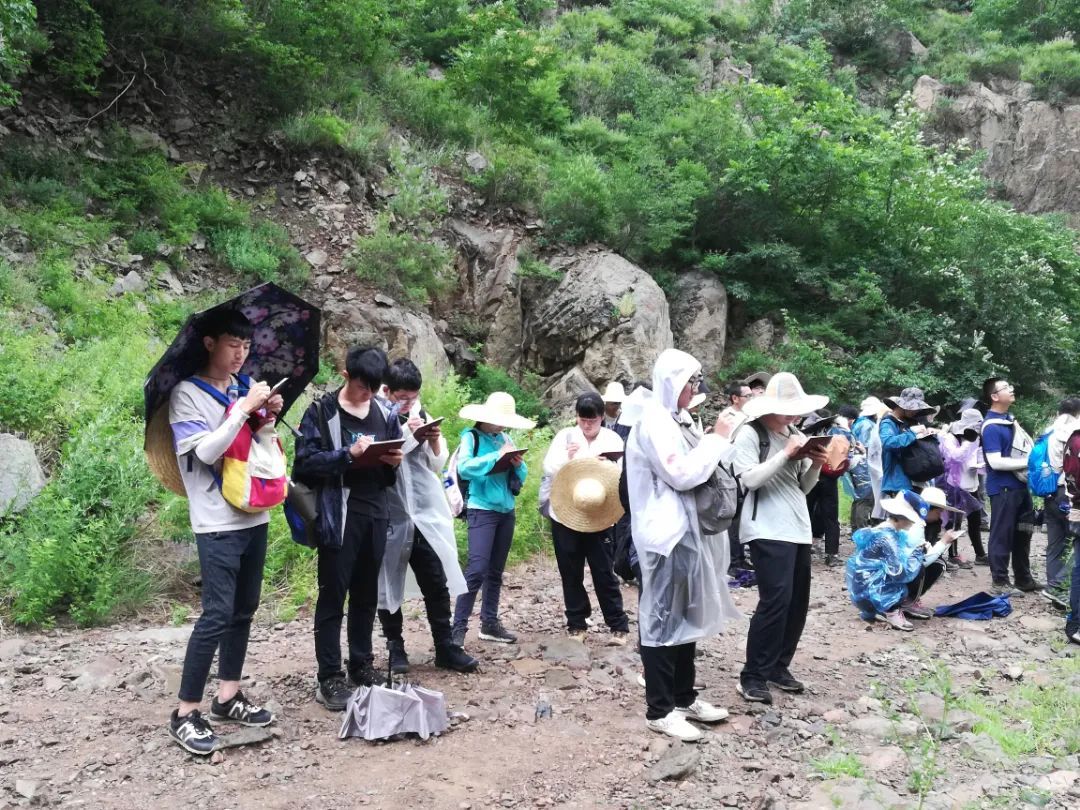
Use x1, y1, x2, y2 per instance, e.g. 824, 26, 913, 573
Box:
453, 508, 515, 632
178, 525, 268, 702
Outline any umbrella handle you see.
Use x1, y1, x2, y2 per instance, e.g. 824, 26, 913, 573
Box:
276, 415, 301, 439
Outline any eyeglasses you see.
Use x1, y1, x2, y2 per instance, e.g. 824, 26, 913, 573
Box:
992, 383, 1014, 395
688, 374, 703, 391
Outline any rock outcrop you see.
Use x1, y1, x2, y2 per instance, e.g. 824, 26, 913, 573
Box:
321, 295, 451, 377
0, 433, 46, 515
670, 271, 727, 374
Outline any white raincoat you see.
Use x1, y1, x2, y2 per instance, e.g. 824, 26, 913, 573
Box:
378, 401, 467, 613
868, 423, 885, 520
624, 349, 742, 647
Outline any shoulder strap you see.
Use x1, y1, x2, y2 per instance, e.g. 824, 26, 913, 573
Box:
187, 376, 231, 409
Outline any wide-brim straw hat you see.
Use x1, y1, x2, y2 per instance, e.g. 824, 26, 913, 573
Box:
550, 457, 624, 533
602, 381, 626, 403
859, 396, 886, 417
741, 370, 772, 388
880, 491, 928, 526
950, 408, 983, 435
459, 391, 536, 430
742, 372, 829, 419
145, 404, 187, 497
919, 486, 964, 514
884, 387, 935, 415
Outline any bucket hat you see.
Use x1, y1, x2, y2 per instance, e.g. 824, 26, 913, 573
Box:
919, 486, 964, 514
884, 388, 935, 416
601, 382, 626, 403
859, 396, 886, 418
950, 408, 983, 436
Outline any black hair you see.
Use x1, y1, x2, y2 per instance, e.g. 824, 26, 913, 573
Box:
200, 308, 253, 340
982, 377, 1004, 405
1058, 397, 1080, 417
576, 392, 605, 418
724, 381, 747, 398
385, 358, 423, 392
345, 346, 389, 390
837, 404, 859, 421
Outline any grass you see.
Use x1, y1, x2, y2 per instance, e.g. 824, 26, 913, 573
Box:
810, 751, 865, 780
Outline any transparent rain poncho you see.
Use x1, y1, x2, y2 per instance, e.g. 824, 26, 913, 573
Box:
845, 522, 925, 615
624, 349, 742, 647
379, 401, 467, 613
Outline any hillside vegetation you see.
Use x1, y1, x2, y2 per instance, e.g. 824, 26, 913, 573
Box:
2, 1, 1079, 625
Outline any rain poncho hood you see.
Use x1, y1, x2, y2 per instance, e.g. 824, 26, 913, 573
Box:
846, 522, 924, 615
625, 349, 742, 646
378, 399, 467, 612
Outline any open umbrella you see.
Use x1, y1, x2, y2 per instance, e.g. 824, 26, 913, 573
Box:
143, 282, 320, 495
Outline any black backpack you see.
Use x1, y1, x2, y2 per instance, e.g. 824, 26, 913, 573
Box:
882, 412, 945, 483
734, 420, 773, 522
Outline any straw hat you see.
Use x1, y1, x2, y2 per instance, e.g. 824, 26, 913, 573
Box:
859, 396, 886, 417
742, 372, 829, 419
688, 392, 707, 411
602, 381, 626, 403
550, 457, 624, 533
145, 404, 187, 497
742, 370, 772, 388
880, 490, 928, 525
919, 486, 964, 513
459, 391, 537, 430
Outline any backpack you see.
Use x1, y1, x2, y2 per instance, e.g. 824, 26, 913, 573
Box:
444, 428, 480, 518
898, 433, 945, 483
1027, 431, 1058, 497
188, 375, 289, 513
821, 434, 851, 479
679, 421, 739, 535
1061, 431, 1080, 487
733, 420, 773, 522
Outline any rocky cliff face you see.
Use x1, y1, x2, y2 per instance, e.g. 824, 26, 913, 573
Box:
914, 75, 1080, 227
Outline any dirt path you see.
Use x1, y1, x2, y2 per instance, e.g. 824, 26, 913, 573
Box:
1, 530, 1078, 810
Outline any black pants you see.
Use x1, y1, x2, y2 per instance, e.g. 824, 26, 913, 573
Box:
640, 642, 696, 720
807, 476, 840, 555
314, 513, 388, 682
178, 524, 268, 702
901, 560, 945, 607
1043, 487, 1069, 589
550, 519, 629, 632
377, 529, 452, 648
741, 540, 811, 686
987, 486, 1034, 586
946, 507, 986, 559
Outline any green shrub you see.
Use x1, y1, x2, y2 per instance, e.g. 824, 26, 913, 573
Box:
280, 109, 389, 169
349, 213, 452, 303
1021, 38, 1080, 101
209, 221, 307, 285
0, 0, 38, 105
36, 0, 106, 94
468, 141, 546, 209
540, 153, 613, 244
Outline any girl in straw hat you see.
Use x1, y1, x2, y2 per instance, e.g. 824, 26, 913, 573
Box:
451, 392, 536, 646
624, 349, 742, 742
542, 392, 629, 645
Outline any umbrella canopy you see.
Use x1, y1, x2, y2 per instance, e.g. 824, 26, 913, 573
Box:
142, 282, 320, 495
340, 682, 449, 741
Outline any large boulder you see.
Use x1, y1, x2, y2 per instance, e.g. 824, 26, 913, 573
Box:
914, 75, 1080, 223
670, 271, 727, 374
322, 295, 451, 378
522, 250, 673, 386
0, 434, 45, 515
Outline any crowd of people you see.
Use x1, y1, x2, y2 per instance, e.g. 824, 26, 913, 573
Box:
161, 309, 1079, 753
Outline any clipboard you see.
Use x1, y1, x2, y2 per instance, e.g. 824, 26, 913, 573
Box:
410, 417, 444, 442
793, 435, 832, 459
348, 438, 406, 468
599, 450, 624, 462
489, 447, 527, 474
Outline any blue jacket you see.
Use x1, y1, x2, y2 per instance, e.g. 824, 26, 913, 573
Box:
293, 389, 402, 549
879, 414, 916, 494
457, 427, 527, 513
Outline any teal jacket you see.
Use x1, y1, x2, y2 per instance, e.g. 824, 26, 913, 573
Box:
457, 427, 527, 513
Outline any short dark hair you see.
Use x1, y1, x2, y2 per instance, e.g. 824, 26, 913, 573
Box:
1059, 397, 1080, 417
345, 346, 389, 390
385, 358, 423, 392
982, 377, 1004, 405
576, 392, 605, 418
837, 404, 859, 420
200, 308, 253, 340
724, 381, 747, 398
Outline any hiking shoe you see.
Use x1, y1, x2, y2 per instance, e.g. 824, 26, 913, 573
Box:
1041, 588, 1069, 611
434, 643, 479, 673
387, 640, 410, 676
901, 599, 933, 620
168, 709, 219, 756
567, 628, 588, 642
1015, 579, 1044, 593
824, 554, 838, 567
767, 669, 805, 694
209, 690, 273, 727
315, 676, 353, 712
736, 681, 773, 704
1067, 629, 1080, 645
451, 628, 466, 649
954, 556, 974, 569
646, 711, 703, 742
479, 621, 517, 644
607, 630, 629, 646
974, 555, 990, 566
878, 609, 914, 631
349, 661, 379, 688
675, 699, 728, 723
991, 581, 1021, 597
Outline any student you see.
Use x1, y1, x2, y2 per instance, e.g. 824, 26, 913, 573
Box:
939, 408, 987, 566
542, 392, 629, 644
451, 392, 535, 646
980, 378, 1041, 596
847, 398, 883, 531
167, 309, 278, 755
294, 347, 404, 711
1041, 397, 1080, 608
869, 388, 936, 518
377, 359, 478, 674
601, 382, 629, 439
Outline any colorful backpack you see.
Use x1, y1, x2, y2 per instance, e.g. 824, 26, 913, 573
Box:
444, 429, 479, 518
188, 376, 289, 513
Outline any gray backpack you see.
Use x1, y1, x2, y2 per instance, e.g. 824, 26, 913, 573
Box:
680, 422, 739, 535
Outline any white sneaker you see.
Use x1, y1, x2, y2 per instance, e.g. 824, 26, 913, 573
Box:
675, 699, 728, 723
646, 711, 703, 742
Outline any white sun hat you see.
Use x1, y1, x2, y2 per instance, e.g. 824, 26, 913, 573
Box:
459, 392, 537, 431
602, 381, 627, 403
741, 372, 829, 419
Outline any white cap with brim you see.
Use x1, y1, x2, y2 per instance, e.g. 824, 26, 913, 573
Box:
919, 486, 965, 513
741, 372, 828, 419
459, 392, 537, 430
602, 382, 626, 403
880, 492, 927, 525
860, 396, 885, 417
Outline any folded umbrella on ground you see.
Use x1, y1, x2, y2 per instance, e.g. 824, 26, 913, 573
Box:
339, 682, 449, 742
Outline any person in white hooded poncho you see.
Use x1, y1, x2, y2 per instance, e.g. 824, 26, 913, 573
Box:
624, 349, 743, 742
376, 360, 477, 675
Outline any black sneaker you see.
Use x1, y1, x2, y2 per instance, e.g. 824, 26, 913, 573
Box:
824, 554, 837, 567
974, 555, 990, 566
1015, 579, 1044, 593
736, 681, 773, 705
209, 690, 274, 727
349, 661, 379, 688
1067, 629, 1080, 645
435, 643, 480, 673
315, 676, 353, 712
479, 621, 517, 644
168, 709, 219, 755
767, 669, 805, 694
387, 640, 410, 675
